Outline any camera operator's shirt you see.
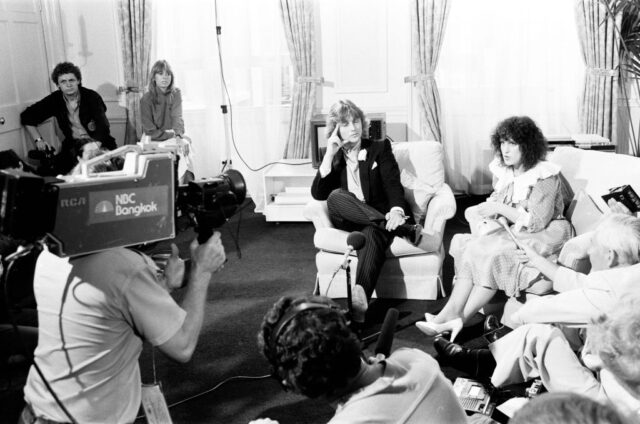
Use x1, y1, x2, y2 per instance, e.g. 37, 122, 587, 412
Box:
24, 247, 186, 424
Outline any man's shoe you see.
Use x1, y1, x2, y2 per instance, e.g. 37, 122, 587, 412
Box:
398, 223, 423, 246
351, 284, 368, 324
434, 337, 496, 379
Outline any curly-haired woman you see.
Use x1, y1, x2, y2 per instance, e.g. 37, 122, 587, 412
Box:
417, 116, 572, 341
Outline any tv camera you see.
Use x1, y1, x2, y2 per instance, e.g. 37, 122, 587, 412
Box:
0, 144, 246, 257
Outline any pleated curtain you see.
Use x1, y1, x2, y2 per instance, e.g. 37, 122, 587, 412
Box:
117, 0, 152, 144
575, 0, 619, 141
409, 0, 450, 142
280, 0, 319, 159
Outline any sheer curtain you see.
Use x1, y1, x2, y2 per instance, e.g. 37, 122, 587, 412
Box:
437, 0, 583, 194
154, 0, 292, 211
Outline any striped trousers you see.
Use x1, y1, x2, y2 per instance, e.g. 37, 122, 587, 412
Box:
327, 189, 395, 298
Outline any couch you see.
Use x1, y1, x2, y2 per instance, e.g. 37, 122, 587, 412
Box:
303, 141, 457, 300
497, 146, 640, 325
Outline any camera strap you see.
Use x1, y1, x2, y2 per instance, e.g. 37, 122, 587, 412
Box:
141, 347, 173, 424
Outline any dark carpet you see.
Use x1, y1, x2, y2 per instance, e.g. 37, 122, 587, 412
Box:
1, 195, 493, 424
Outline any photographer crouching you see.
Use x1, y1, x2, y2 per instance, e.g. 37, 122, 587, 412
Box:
18, 233, 225, 424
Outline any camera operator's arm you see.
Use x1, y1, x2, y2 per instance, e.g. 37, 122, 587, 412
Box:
157, 232, 225, 363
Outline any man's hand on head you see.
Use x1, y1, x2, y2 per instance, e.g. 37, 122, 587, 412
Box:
326, 125, 344, 157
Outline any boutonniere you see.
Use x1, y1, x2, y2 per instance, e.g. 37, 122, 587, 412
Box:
358, 149, 367, 162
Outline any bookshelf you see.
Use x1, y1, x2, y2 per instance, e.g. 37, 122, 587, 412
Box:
263, 159, 316, 222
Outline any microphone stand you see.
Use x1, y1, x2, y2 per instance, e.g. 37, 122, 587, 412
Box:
344, 259, 353, 318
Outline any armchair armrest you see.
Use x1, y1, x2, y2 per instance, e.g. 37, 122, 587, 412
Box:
423, 184, 456, 235
303, 199, 334, 229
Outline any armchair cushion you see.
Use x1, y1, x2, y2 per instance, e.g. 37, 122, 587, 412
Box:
393, 141, 445, 223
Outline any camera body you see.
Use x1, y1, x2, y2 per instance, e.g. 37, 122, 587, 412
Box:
0, 145, 245, 257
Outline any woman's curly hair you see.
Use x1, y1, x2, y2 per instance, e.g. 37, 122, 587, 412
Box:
490, 116, 548, 170
258, 295, 362, 398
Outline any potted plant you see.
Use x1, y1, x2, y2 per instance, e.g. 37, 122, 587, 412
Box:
600, 0, 640, 156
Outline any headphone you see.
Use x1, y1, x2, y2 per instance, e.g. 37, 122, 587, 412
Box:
268, 300, 348, 390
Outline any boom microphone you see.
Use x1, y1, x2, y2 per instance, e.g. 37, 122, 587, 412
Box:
375, 308, 399, 357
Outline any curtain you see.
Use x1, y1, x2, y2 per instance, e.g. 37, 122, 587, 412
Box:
280, 0, 319, 159
437, 0, 584, 194
154, 0, 292, 212
575, 0, 619, 141
117, 0, 152, 144
407, 0, 450, 141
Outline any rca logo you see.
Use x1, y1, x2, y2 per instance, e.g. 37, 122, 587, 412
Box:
60, 197, 86, 207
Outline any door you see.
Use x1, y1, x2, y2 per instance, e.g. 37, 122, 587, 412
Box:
0, 0, 58, 160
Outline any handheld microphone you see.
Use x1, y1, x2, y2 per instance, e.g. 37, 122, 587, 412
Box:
497, 216, 523, 249
337, 231, 366, 270
374, 308, 399, 357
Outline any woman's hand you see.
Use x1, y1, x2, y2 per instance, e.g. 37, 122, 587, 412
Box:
385, 209, 406, 231
476, 201, 505, 218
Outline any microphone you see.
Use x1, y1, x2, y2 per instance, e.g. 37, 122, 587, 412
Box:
337, 231, 366, 270
374, 308, 399, 357
497, 216, 523, 249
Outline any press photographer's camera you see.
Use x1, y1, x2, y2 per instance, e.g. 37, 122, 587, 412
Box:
28, 146, 56, 175
0, 145, 245, 257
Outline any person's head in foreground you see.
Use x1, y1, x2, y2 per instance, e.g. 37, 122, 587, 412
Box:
490, 115, 547, 172
587, 213, 640, 271
590, 296, 640, 407
258, 295, 360, 398
509, 392, 631, 424
326, 100, 369, 151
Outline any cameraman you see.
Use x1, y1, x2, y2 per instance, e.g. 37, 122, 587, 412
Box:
19, 233, 225, 424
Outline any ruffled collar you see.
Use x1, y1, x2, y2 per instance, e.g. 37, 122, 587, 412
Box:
489, 157, 561, 203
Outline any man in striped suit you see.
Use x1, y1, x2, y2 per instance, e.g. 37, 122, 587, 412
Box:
311, 100, 423, 323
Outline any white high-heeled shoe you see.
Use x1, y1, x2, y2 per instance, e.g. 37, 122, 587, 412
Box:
424, 312, 437, 322
415, 318, 463, 342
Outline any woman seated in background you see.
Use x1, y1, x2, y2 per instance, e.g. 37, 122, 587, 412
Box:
416, 116, 572, 341
141, 59, 194, 184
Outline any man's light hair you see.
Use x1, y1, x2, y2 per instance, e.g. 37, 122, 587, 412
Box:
593, 214, 640, 264
589, 296, 640, 398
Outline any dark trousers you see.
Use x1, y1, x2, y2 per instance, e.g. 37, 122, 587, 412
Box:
327, 189, 395, 298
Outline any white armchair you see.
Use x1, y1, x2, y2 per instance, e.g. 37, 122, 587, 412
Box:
303, 141, 457, 300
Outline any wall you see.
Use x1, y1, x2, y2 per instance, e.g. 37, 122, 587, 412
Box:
317, 0, 412, 141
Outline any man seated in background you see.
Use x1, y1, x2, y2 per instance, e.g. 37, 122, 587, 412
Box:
20, 62, 116, 175
311, 99, 437, 323
251, 295, 468, 424
19, 233, 225, 424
